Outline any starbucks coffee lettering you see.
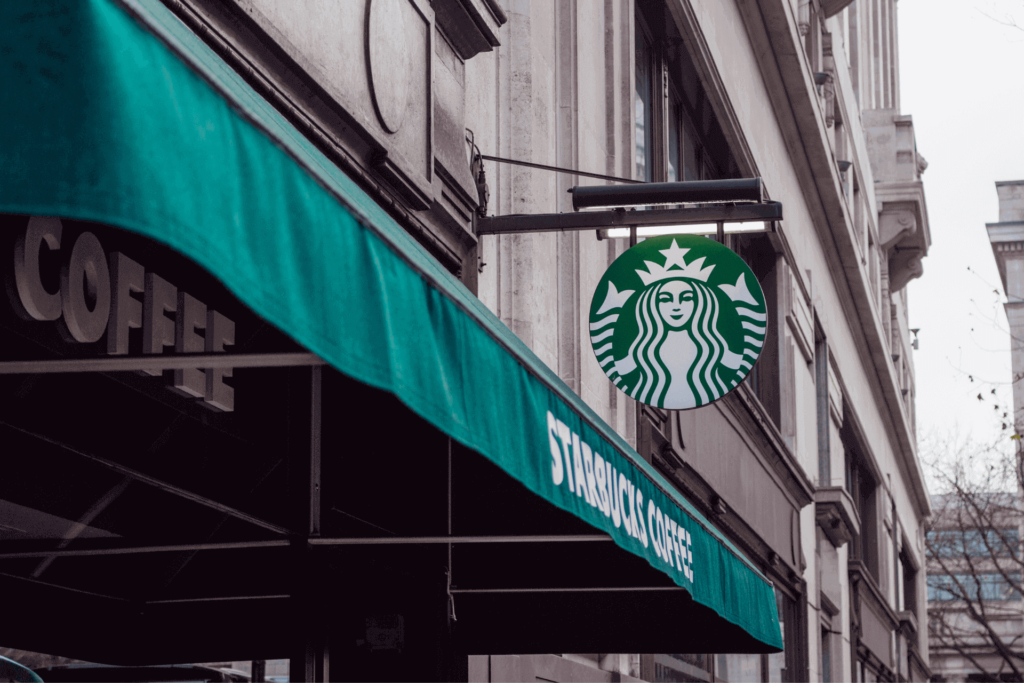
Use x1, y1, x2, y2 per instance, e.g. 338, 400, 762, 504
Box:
546, 410, 695, 584
11, 216, 236, 411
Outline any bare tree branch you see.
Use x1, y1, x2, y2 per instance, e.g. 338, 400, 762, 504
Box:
925, 433, 1024, 680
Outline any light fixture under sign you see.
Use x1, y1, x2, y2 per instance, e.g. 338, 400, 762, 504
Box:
598, 221, 771, 240
476, 200, 782, 236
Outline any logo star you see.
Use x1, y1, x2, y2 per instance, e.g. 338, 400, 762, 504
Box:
659, 239, 691, 271
718, 273, 758, 306
597, 281, 635, 314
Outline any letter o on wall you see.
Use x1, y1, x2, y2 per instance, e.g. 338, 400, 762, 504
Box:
61, 232, 111, 343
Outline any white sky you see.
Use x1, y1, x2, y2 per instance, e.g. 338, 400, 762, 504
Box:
900, 0, 1024, 472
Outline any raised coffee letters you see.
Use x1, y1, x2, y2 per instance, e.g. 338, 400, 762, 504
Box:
10, 217, 236, 411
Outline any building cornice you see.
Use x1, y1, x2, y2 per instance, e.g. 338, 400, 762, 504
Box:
987, 221, 1024, 296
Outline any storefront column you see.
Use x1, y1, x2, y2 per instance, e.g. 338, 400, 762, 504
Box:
288, 366, 329, 682
443, 438, 468, 683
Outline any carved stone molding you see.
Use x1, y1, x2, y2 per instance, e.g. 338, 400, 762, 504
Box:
432, 0, 506, 60
897, 609, 918, 638
987, 220, 1024, 296
820, 0, 856, 18
888, 252, 923, 293
797, 0, 810, 36
876, 200, 925, 290
367, 0, 411, 135
821, 34, 836, 128
814, 486, 860, 547
879, 207, 917, 251
877, 194, 928, 292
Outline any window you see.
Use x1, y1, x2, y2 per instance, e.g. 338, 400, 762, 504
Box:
667, 98, 680, 183
766, 588, 790, 681
868, 233, 879, 305
844, 447, 854, 494
733, 233, 781, 425
857, 468, 879, 580
853, 173, 863, 251
716, 654, 762, 682
633, 0, 739, 183
802, 0, 820, 72
841, 415, 886, 590
928, 573, 1022, 602
652, 654, 712, 681
842, 421, 880, 582
927, 529, 1020, 559
815, 331, 830, 486
635, 22, 653, 182
714, 590, 800, 682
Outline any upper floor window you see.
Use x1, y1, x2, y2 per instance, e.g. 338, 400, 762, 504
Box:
635, 23, 653, 182
928, 573, 1022, 603
633, 1, 740, 184
815, 329, 830, 486
927, 529, 1020, 559
842, 420, 881, 584
732, 233, 781, 424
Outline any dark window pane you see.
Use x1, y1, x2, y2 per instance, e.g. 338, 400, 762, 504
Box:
635, 27, 652, 182
682, 117, 699, 181
928, 572, 1022, 602
927, 529, 1021, 558
668, 103, 680, 183
821, 627, 832, 683
815, 336, 829, 486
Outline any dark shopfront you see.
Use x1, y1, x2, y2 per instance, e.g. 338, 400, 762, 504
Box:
0, 1, 782, 680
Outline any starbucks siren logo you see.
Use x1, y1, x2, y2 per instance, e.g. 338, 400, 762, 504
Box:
589, 235, 767, 410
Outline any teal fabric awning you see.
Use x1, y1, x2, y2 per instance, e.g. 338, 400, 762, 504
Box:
0, 0, 782, 652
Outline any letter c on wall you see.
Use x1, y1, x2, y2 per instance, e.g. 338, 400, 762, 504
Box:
13, 216, 63, 321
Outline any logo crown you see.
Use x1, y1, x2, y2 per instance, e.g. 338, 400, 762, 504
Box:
635, 239, 715, 286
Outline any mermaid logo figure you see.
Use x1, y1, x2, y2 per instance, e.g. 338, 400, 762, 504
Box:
589, 235, 767, 409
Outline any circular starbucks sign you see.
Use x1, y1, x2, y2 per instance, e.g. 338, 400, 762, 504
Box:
589, 235, 767, 410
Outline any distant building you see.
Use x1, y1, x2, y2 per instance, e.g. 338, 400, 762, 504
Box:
989, 181, 1024, 434
927, 182, 1024, 682
927, 492, 1023, 683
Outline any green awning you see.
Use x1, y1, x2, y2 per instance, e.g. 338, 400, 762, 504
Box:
0, 0, 781, 651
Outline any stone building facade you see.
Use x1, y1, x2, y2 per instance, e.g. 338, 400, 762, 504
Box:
0, 0, 933, 679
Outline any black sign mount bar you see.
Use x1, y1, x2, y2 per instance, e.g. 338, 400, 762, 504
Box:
477, 154, 644, 186
570, 178, 764, 210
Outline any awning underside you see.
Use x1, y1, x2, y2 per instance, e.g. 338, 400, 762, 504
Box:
0, 339, 772, 662
0, 0, 782, 656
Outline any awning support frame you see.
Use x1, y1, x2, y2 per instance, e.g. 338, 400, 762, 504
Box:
0, 352, 324, 375
0, 535, 615, 559
0, 419, 291, 535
